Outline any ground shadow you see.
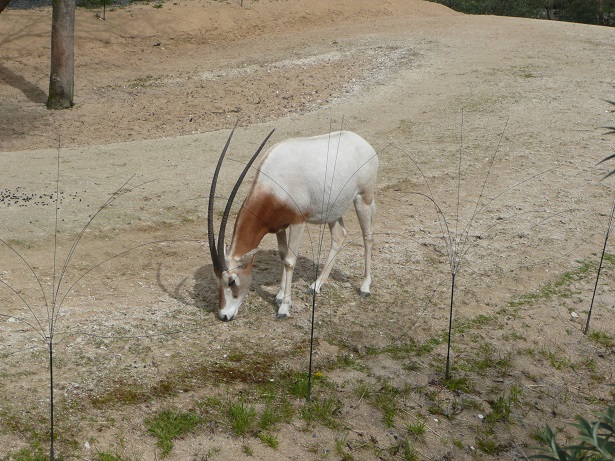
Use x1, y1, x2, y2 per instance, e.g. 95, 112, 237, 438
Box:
0, 64, 47, 104
157, 249, 350, 317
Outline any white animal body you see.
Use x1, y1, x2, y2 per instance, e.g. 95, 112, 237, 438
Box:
208, 129, 379, 321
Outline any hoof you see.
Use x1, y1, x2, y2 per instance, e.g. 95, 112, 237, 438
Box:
359, 291, 371, 298
276, 313, 288, 320
305, 287, 316, 295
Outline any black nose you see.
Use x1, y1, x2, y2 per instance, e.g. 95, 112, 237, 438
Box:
221, 314, 231, 322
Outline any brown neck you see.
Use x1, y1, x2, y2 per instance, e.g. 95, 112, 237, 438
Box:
229, 205, 270, 259
228, 184, 307, 259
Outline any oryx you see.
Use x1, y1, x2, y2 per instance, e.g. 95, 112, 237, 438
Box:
207, 127, 378, 321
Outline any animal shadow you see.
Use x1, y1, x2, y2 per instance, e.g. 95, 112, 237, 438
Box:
189, 250, 349, 316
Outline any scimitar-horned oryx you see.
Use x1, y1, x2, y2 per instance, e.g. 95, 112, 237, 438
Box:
207, 127, 378, 321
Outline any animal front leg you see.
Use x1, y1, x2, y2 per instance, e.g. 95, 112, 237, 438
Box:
277, 223, 305, 319
275, 229, 288, 306
308, 218, 347, 294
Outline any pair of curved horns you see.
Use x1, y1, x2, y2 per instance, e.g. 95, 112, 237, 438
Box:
207, 126, 275, 275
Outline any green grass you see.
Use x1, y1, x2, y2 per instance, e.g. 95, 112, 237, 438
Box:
91, 353, 277, 408
144, 409, 201, 458
507, 258, 603, 309
457, 342, 512, 377
428, 0, 615, 26
7, 250, 614, 461
366, 337, 442, 359
370, 382, 401, 427
286, 371, 331, 399
300, 397, 340, 428
228, 397, 257, 436
406, 417, 427, 439
1, 446, 51, 461
443, 375, 474, 393
96, 452, 128, 461
257, 431, 279, 450
589, 330, 615, 348
540, 346, 572, 370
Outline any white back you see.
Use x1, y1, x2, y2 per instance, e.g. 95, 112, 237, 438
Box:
255, 131, 378, 224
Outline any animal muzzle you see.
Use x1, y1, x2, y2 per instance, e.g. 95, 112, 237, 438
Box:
217, 295, 243, 321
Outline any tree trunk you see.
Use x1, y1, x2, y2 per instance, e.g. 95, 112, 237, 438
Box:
545, 0, 556, 19
0, 0, 13, 14
47, 0, 75, 110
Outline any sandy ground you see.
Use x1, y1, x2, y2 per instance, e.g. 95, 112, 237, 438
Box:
1, 0, 615, 459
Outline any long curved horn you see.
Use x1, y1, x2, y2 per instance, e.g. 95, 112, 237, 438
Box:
217, 129, 275, 266
208, 124, 237, 275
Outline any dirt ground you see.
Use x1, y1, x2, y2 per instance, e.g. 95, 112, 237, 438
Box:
1, 0, 615, 460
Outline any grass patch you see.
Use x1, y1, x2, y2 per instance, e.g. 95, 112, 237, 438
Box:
257, 431, 279, 449
364, 382, 402, 427
366, 337, 442, 359
1, 445, 52, 461
453, 314, 498, 333
92, 353, 277, 408
228, 397, 257, 436
406, 417, 427, 439
457, 342, 512, 378
444, 374, 474, 393
257, 398, 291, 430
539, 346, 572, 370
144, 409, 201, 458
508, 258, 605, 309
589, 330, 615, 349
300, 397, 340, 428
285, 371, 331, 399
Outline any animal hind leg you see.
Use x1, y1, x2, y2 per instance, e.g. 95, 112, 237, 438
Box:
308, 218, 347, 294
354, 194, 375, 297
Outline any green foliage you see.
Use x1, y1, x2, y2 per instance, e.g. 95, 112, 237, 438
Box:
429, 0, 615, 25
557, 0, 614, 25
228, 397, 257, 436
2, 446, 50, 461
144, 409, 200, 458
300, 397, 340, 428
444, 375, 474, 393
96, 452, 127, 461
532, 404, 615, 460
286, 371, 331, 399
430, 0, 546, 18
406, 418, 427, 439
366, 336, 442, 359
589, 331, 615, 349
365, 382, 401, 427
257, 432, 279, 449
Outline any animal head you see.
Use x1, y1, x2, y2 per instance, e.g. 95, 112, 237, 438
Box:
207, 126, 274, 321
215, 252, 256, 321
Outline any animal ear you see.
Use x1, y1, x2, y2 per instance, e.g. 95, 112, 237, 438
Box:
242, 247, 259, 260
239, 248, 259, 268
245, 254, 255, 271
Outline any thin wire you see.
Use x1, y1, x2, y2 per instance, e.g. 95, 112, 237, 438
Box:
585, 195, 615, 334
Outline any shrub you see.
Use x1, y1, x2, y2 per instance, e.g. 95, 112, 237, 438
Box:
532, 405, 615, 460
